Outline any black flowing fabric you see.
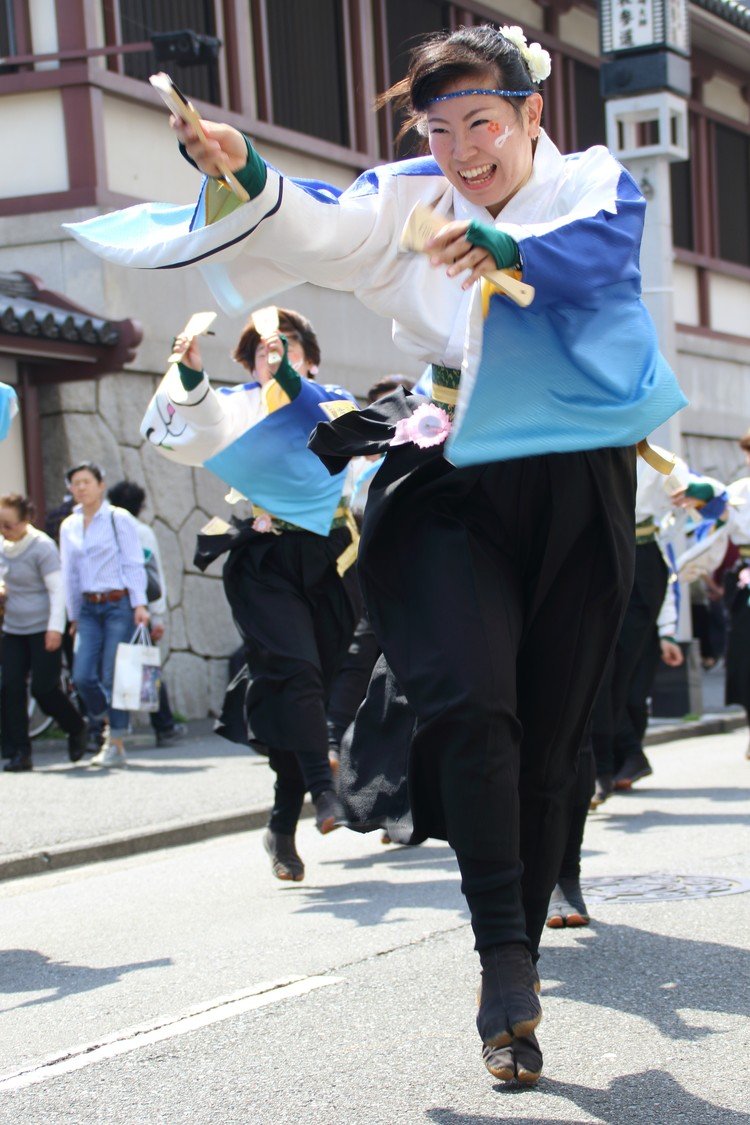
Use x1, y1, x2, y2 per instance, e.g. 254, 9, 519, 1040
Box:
338, 653, 417, 844
724, 568, 750, 710
198, 519, 359, 798
590, 540, 667, 776
310, 392, 636, 953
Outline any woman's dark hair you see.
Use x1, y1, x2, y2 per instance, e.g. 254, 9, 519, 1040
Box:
0, 492, 35, 522
366, 375, 415, 404
108, 480, 146, 518
739, 428, 750, 453
380, 25, 540, 149
233, 308, 321, 372
65, 461, 105, 484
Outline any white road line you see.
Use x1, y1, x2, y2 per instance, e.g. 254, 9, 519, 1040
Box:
0, 975, 342, 1092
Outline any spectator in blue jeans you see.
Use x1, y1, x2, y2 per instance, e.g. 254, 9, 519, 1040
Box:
59, 462, 149, 768
107, 480, 186, 747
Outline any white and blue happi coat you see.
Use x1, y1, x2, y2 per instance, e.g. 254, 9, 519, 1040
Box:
140, 364, 355, 536
66, 130, 686, 466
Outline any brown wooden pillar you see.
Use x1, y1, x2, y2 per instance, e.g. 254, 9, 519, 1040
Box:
17, 365, 46, 525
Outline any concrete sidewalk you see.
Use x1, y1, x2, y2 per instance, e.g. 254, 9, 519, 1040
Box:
2, 678, 745, 882
1, 726, 278, 880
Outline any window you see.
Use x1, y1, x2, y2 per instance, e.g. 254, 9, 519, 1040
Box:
384, 0, 451, 156
265, 0, 349, 146
572, 62, 606, 152
118, 1, 221, 106
670, 159, 693, 251
715, 124, 750, 267
0, 1, 18, 74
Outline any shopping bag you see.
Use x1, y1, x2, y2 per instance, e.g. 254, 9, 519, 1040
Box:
112, 625, 162, 712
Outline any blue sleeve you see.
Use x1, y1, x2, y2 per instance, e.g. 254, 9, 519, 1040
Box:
516, 169, 645, 309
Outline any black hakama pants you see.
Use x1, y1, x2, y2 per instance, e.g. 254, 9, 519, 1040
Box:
311, 391, 636, 955
724, 568, 750, 713
199, 522, 358, 833
590, 540, 667, 777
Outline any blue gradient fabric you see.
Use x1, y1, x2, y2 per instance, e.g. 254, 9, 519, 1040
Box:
0, 382, 18, 441
204, 380, 354, 535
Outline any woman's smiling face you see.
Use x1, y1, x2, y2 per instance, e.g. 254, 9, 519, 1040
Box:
426, 76, 542, 217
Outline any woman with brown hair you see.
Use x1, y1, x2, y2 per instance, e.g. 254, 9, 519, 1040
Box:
173, 308, 360, 883
69, 23, 686, 1083
0, 493, 87, 770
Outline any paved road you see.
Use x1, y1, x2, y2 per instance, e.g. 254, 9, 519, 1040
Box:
0, 730, 748, 1123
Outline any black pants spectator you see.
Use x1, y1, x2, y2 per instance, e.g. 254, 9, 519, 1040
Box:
1, 632, 84, 756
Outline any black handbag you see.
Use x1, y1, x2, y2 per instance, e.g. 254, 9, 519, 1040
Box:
144, 551, 162, 603
110, 509, 162, 603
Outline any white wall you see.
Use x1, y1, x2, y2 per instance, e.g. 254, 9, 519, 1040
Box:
0, 92, 68, 197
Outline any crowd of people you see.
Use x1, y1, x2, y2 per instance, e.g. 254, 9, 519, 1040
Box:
3, 20, 746, 1089
0, 466, 185, 771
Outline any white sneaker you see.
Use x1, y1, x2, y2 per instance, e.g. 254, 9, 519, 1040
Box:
89, 741, 127, 768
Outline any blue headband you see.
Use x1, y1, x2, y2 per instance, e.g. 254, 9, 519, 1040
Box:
425, 87, 534, 106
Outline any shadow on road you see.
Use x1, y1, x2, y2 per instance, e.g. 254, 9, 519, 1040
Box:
290, 875, 466, 928
598, 808, 749, 832
609, 785, 750, 803
320, 841, 458, 874
0, 949, 172, 1010
429, 1068, 747, 1122
541, 919, 747, 1041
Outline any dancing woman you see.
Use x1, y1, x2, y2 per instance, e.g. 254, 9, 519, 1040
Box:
68, 24, 686, 1082
173, 309, 360, 881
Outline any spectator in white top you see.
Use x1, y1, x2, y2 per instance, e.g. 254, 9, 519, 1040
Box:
1, 493, 88, 771
108, 480, 186, 747
59, 462, 148, 768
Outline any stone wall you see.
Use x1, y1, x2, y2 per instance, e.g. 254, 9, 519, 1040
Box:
38, 372, 241, 720
676, 330, 750, 483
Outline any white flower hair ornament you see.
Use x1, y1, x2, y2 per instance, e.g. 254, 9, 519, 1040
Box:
498, 25, 552, 84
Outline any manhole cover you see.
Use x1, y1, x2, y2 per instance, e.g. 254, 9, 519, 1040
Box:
581, 874, 750, 904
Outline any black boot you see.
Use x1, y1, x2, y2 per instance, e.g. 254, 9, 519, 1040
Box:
483, 1031, 543, 1084
313, 789, 344, 834
613, 751, 652, 789
590, 773, 613, 808
263, 829, 305, 882
476, 943, 542, 1048
4, 752, 32, 772
546, 877, 590, 928
68, 719, 89, 763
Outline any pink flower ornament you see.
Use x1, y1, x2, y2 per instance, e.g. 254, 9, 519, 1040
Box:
390, 403, 452, 449
252, 513, 274, 533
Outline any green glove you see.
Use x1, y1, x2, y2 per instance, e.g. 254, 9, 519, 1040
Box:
234, 134, 267, 199
271, 335, 302, 401
177, 362, 203, 392
465, 221, 519, 270
178, 134, 267, 199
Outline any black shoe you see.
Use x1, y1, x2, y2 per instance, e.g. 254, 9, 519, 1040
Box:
4, 753, 32, 772
155, 723, 187, 748
590, 774, 613, 809
477, 943, 542, 1049
68, 719, 89, 763
313, 789, 345, 834
613, 751, 653, 790
263, 829, 305, 882
87, 721, 109, 754
483, 1031, 543, 1084
546, 877, 590, 928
